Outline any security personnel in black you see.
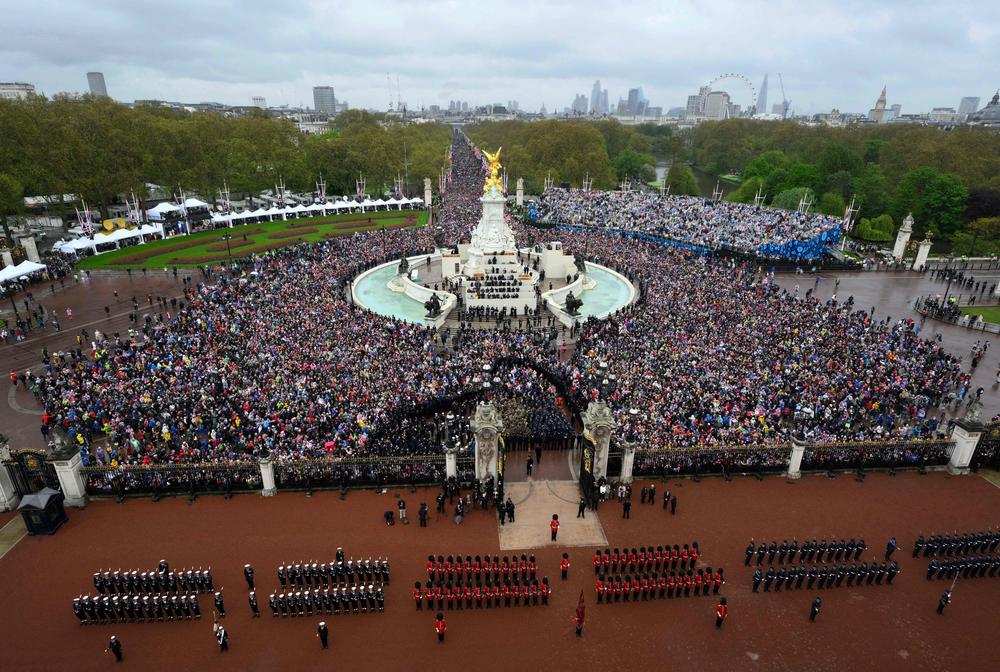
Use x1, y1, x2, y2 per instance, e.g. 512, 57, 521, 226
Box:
249, 591, 260, 617
745, 540, 755, 566
244, 565, 254, 590
763, 567, 776, 592
913, 535, 925, 558
317, 621, 329, 648
214, 591, 226, 617
752, 568, 762, 593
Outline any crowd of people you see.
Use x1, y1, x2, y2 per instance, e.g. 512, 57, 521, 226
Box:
536, 188, 842, 258
28, 131, 973, 489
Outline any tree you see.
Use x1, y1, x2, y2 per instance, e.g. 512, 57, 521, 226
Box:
825, 170, 854, 200
892, 167, 968, 238
611, 148, 653, 182
818, 192, 846, 217
666, 163, 699, 196
725, 177, 764, 204
853, 214, 894, 242
817, 144, 862, 182
863, 139, 883, 164
853, 164, 889, 218
742, 151, 787, 181
772, 187, 814, 211
0, 172, 22, 244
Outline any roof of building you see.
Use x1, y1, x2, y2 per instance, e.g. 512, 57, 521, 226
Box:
969, 91, 1000, 123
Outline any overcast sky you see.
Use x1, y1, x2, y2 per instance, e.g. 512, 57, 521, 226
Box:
3, 0, 997, 115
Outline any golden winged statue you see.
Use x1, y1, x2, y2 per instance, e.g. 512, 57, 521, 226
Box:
483, 147, 503, 193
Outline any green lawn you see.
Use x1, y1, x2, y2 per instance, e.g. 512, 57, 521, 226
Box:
960, 306, 1000, 324
78, 210, 427, 269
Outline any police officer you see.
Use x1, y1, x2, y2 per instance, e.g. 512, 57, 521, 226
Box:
317, 621, 329, 649
244, 564, 255, 590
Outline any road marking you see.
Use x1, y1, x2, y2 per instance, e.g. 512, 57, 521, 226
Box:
0, 516, 28, 563
8, 386, 44, 416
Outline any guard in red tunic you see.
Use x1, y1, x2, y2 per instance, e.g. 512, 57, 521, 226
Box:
713, 569, 725, 595
426, 556, 436, 582
657, 572, 667, 599
423, 582, 433, 608
413, 581, 423, 610
594, 551, 602, 575
602, 549, 611, 574
550, 514, 560, 542
561, 553, 570, 580
434, 613, 447, 643
529, 580, 539, 605
463, 582, 472, 610
541, 577, 551, 605
528, 555, 537, 580
595, 577, 605, 603
715, 597, 728, 629
491, 581, 500, 608
503, 581, 512, 607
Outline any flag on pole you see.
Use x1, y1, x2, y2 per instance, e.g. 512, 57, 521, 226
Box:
575, 590, 585, 624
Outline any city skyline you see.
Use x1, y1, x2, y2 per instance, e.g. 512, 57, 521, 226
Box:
1, 0, 996, 114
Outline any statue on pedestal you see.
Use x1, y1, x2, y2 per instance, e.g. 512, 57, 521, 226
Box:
424, 293, 443, 318
564, 291, 583, 316
574, 255, 587, 275
482, 148, 503, 194
396, 256, 410, 276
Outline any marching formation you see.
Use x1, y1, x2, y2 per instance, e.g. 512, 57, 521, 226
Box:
752, 560, 900, 592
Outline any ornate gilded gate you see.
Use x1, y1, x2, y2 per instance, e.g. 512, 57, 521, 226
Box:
3, 448, 60, 496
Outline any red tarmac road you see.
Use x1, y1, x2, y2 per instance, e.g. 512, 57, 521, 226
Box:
1, 472, 999, 672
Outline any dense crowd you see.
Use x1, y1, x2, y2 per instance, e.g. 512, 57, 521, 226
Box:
32, 131, 969, 482
536, 188, 841, 256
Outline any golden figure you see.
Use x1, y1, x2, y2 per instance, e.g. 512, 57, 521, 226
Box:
483, 147, 503, 193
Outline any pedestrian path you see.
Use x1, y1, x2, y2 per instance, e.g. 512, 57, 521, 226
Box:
498, 480, 607, 551
0, 516, 27, 562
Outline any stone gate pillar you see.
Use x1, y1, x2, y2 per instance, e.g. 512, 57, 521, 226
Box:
582, 402, 617, 481
445, 446, 458, 479
516, 178, 525, 207
0, 445, 20, 511
471, 402, 503, 481
52, 453, 87, 507
258, 455, 277, 496
619, 439, 636, 483
892, 213, 913, 260
424, 177, 433, 209
786, 435, 809, 480
913, 236, 932, 271
948, 418, 984, 475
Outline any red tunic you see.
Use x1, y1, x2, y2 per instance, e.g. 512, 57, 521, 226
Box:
412, 588, 422, 603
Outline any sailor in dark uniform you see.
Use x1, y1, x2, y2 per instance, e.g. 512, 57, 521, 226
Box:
763, 567, 775, 592
214, 591, 226, 617
244, 565, 254, 590
745, 540, 755, 566
73, 597, 87, 623
317, 622, 329, 649
248, 591, 260, 617
752, 568, 762, 592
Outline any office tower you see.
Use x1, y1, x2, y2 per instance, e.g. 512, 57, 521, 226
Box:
251, 96, 267, 108
87, 72, 108, 97
703, 91, 731, 120
313, 86, 336, 115
958, 97, 980, 118
756, 74, 768, 116
590, 80, 602, 113
0, 82, 35, 100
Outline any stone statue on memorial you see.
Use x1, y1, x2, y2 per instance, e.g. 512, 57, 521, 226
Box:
574, 255, 587, 275
396, 256, 410, 276
564, 291, 583, 316
424, 293, 443, 318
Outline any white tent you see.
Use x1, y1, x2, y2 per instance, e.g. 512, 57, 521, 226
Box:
147, 202, 181, 220
360, 199, 376, 210
373, 198, 387, 209
57, 238, 98, 253
250, 208, 271, 220
345, 199, 361, 209
306, 203, 325, 214
385, 197, 400, 209
0, 260, 48, 285
410, 196, 424, 205
183, 197, 210, 209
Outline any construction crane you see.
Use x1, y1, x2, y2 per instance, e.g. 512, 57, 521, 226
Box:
386, 72, 393, 111
778, 73, 791, 120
